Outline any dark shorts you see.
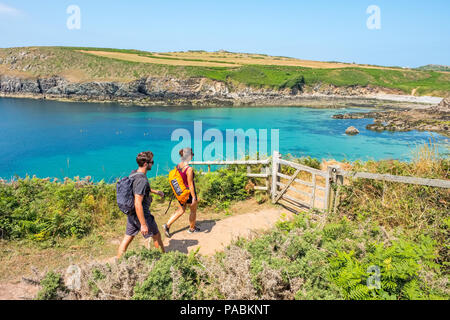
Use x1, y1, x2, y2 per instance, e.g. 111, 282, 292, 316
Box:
126, 213, 159, 239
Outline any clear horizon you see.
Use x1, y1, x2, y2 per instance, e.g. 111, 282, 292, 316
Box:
0, 0, 449, 68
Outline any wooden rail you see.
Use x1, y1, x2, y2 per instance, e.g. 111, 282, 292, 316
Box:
339, 170, 450, 188
190, 152, 449, 215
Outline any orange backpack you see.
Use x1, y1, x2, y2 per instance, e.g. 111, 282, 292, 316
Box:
168, 166, 191, 204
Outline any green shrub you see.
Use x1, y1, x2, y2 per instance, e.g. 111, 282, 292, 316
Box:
0, 177, 120, 241
36, 271, 67, 300
132, 251, 204, 300
196, 168, 250, 209
149, 175, 173, 203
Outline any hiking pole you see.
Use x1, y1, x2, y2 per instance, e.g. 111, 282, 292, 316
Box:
163, 194, 174, 215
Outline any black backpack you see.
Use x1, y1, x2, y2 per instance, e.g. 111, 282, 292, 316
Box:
116, 172, 144, 215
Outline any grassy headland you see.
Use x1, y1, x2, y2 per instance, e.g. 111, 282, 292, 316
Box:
0, 46, 449, 97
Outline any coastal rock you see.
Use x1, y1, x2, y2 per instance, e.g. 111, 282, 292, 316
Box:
366, 123, 385, 132
333, 112, 377, 119
0, 66, 446, 113
334, 105, 449, 136
345, 126, 360, 135
432, 98, 450, 113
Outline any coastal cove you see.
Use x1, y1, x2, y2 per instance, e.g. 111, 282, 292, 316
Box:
0, 97, 448, 182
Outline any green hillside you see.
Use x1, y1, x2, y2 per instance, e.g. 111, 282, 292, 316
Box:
1, 47, 449, 97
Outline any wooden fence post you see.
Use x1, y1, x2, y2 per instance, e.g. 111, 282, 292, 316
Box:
333, 169, 344, 214
325, 166, 335, 212
326, 165, 341, 213
271, 151, 281, 203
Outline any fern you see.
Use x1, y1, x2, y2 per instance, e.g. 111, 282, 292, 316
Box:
328, 236, 442, 300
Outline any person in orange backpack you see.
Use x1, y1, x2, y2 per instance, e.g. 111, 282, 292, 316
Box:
163, 148, 200, 237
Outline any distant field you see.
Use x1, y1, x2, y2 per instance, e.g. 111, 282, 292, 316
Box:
0, 46, 449, 97
80, 48, 403, 71
79, 50, 239, 68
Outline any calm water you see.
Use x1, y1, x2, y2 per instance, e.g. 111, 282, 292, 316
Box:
0, 97, 448, 182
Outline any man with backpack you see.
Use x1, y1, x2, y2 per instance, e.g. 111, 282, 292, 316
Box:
117, 151, 165, 258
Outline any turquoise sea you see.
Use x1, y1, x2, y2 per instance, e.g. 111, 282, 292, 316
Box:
0, 97, 448, 182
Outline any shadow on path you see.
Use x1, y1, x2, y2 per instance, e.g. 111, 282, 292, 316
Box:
165, 220, 217, 253
165, 239, 199, 254
168, 219, 217, 237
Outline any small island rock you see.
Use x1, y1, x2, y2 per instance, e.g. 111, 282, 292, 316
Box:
345, 126, 360, 135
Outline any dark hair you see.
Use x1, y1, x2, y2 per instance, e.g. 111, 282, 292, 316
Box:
179, 148, 193, 158
136, 151, 154, 167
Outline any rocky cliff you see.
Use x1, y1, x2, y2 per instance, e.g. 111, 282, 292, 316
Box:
0, 74, 433, 107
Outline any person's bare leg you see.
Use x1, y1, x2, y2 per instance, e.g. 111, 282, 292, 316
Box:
166, 204, 186, 228
189, 202, 198, 230
117, 235, 134, 259
152, 233, 165, 253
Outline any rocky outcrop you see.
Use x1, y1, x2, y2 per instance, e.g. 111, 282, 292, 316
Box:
333, 100, 450, 136
0, 75, 236, 106
0, 74, 442, 107
0, 74, 298, 105
432, 98, 450, 113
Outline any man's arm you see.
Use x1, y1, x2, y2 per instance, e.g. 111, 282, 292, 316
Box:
134, 194, 148, 235
150, 188, 164, 198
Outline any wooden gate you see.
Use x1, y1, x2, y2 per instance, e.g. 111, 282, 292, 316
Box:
190, 151, 450, 215
271, 151, 329, 212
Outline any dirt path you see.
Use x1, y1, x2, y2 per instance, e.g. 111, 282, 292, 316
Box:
163, 206, 291, 255
0, 281, 39, 300
0, 206, 292, 300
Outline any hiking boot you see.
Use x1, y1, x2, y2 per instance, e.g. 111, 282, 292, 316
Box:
162, 224, 171, 238
187, 226, 201, 234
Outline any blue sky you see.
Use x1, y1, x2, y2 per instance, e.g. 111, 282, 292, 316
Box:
0, 0, 448, 67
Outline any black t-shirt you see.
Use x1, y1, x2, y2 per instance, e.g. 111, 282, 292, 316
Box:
130, 170, 152, 216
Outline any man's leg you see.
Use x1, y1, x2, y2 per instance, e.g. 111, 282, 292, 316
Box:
151, 232, 165, 253
189, 202, 198, 230
117, 234, 134, 259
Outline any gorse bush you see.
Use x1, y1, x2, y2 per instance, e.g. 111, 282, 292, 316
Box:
196, 168, 251, 209
37, 212, 448, 300
0, 167, 253, 241
149, 175, 173, 203
132, 250, 204, 300
0, 177, 120, 240
36, 271, 67, 300
152, 166, 252, 209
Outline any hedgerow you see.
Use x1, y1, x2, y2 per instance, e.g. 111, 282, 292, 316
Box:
0, 167, 252, 241
0, 177, 119, 240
